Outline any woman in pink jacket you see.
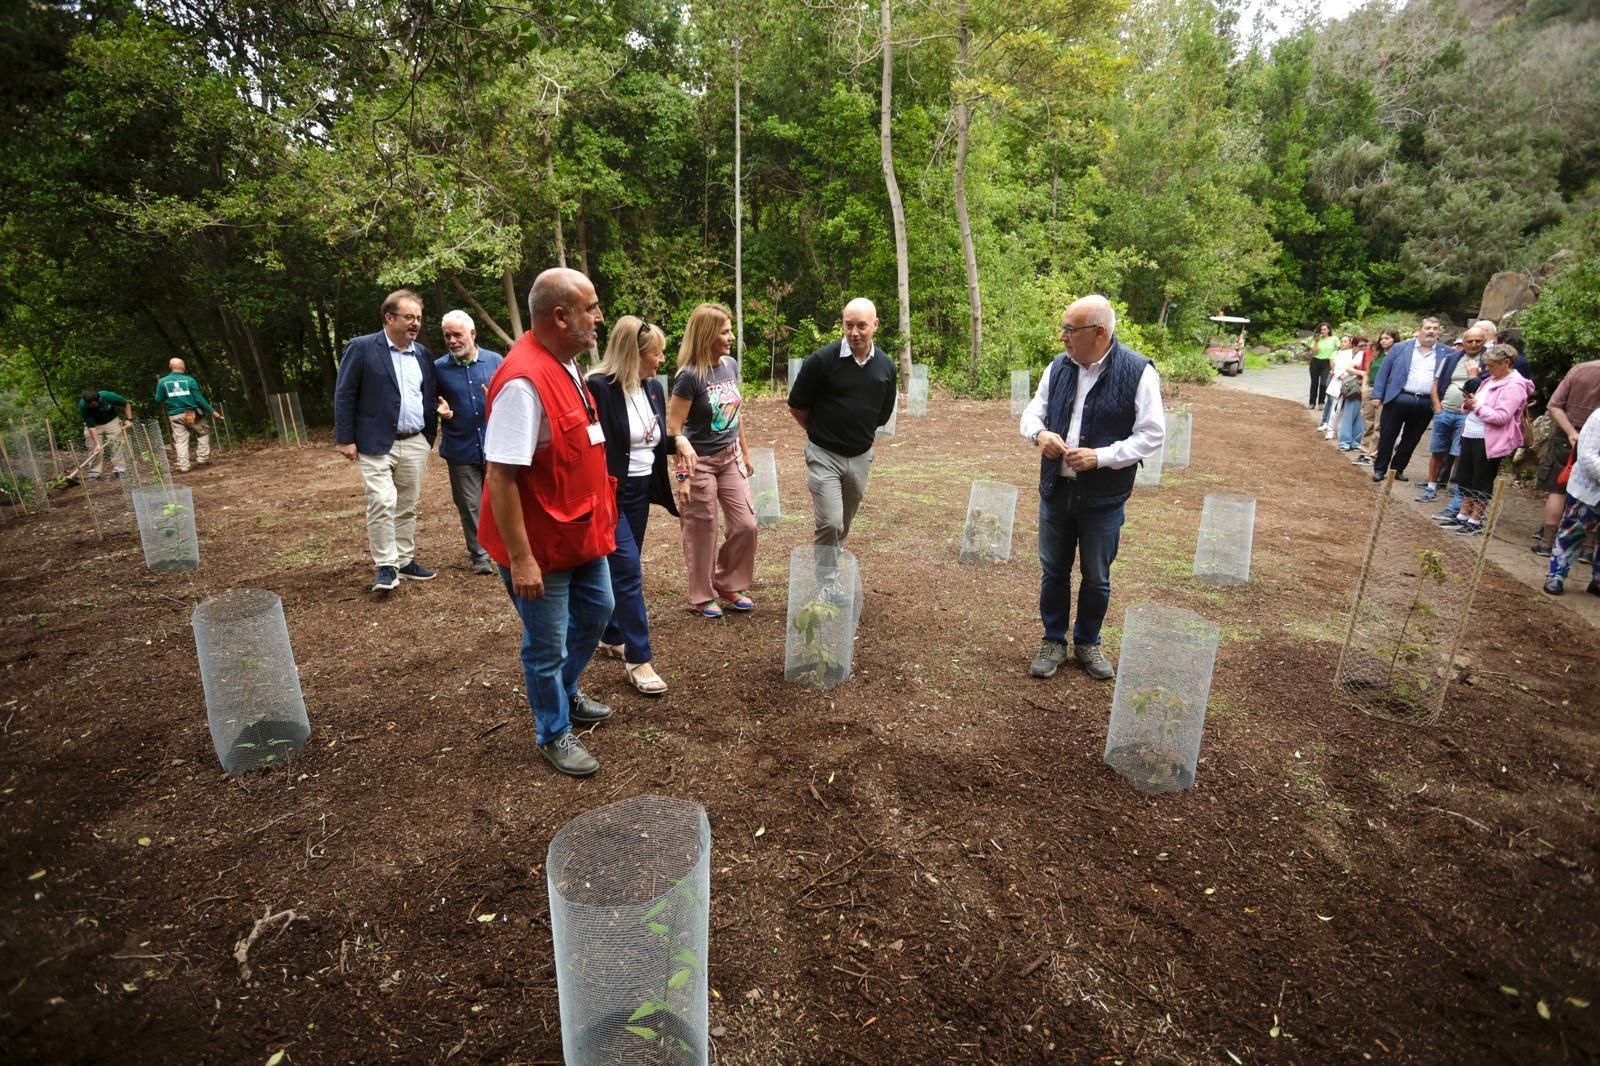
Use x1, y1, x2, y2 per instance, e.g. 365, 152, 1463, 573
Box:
1452, 344, 1535, 536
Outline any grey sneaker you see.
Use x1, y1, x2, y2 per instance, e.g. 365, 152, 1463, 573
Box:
570, 691, 614, 725
540, 730, 599, 777
1074, 643, 1116, 680
472, 557, 495, 575
1029, 640, 1069, 678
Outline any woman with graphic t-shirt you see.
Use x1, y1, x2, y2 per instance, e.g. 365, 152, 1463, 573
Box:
667, 302, 758, 618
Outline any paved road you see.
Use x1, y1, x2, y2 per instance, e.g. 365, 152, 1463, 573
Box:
1211, 361, 1600, 629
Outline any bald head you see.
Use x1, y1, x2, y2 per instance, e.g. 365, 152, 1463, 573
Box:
169, 357, 186, 373
842, 298, 880, 360
528, 267, 603, 361
1061, 295, 1116, 366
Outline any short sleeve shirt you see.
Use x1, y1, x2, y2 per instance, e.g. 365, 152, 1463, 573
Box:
672, 357, 741, 456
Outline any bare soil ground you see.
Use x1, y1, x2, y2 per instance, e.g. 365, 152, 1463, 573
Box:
2, 385, 1596, 1064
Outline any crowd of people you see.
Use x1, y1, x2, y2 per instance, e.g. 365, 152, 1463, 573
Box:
1303, 315, 1600, 594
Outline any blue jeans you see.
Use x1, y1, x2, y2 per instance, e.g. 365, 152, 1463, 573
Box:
1038, 482, 1125, 646
1337, 396, 1364, 449
499, 557, 614, 745
603, 474, 654, 662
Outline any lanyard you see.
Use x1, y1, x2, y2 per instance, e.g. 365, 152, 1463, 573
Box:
628, 389, 660, 445
563, 362, 598, 424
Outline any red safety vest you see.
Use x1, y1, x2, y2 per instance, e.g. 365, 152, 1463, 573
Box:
476, 334, 617, 573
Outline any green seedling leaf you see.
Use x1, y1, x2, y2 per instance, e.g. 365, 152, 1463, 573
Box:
675, 948, 698, 967
668, 967, 691, 989
27, 869, 46, 881
137, 837, 152, 847
266, 1051, 286, 1066
1537, 999, 1551, 1020
628, 999, 668, 1023
625, 1025, 658, 1041
646, 921, 670, 936
122, 982, 138, 993
1500, 985, 1519, 997
1568, 997, 1590, 1008
642, 896, 673, 922
476, 913, 497, 923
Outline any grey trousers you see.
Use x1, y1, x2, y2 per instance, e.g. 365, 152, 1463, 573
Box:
446, 460, 490, 564
805, 441, 873, 547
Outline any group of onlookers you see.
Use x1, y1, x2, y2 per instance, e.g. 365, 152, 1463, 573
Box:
1304, 315, 1599, 595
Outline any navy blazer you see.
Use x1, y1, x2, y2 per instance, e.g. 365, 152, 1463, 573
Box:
334, 330, 439, 455
587, 372, 680, 518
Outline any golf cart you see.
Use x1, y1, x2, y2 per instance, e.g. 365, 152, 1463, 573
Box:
1205, 315, 1249, 376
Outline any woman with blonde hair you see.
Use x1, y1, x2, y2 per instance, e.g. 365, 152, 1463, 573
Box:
587, 316, 696, 694
666, 302, 758, 618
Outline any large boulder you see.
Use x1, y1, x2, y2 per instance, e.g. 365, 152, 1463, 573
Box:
1480, 271, 1539, 323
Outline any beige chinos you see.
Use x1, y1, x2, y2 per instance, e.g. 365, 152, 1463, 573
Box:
358, 434, 431, 569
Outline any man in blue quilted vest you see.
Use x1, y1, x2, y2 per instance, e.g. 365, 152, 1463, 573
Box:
1019, 296, 1165, 681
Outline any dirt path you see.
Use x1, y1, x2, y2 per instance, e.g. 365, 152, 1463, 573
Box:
1, 385, 1595, 1064
1219, 365, 1600, 629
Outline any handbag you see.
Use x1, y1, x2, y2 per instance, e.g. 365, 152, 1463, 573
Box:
1556, 446, 1575, 490
1339, 373, 1362, 399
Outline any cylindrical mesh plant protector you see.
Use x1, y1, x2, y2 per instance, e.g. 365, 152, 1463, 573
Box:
876, 396, 898, 438
654, 374, 668, 397
1192, 493, 1255, 585
119, 420, 173, 505
192, 590, 310, 774
1164, 408, 1192, 468
785, 545, 859, 689
960, 480, 1018, 563
1333, 474, 1503, 723
132, 485, 200, 571
547, 795, 711, 1066
1, 427, 50, 513
1133, 448, 1163, 488
1103, 604, 1219, 794
910, 363, 929, 384
748, 447, 780, 528
269, 392, 308, 446
1010, 370, 1031, 417
787, 358, 803, 396
907, 377, 929, 417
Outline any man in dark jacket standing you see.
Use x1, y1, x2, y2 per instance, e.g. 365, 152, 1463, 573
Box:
433, 309, 502, 575
1020, 296, 1165, 681
787, 298, 898, 556
334, 288, 448, 596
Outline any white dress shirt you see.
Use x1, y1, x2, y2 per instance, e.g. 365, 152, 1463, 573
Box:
1019, 350, 1166, 478
1402, 344, 1438, 396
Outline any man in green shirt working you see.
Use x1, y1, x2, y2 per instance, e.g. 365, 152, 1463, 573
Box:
153, 358, 223, 472
79, 389, 132, 480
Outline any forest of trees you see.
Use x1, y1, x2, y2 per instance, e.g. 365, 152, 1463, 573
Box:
1, 0, 1596, 428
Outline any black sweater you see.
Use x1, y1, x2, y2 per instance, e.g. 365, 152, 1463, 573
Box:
788, 341, 898, 458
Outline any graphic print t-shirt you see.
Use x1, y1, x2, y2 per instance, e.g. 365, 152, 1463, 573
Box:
673, 356, 742, 456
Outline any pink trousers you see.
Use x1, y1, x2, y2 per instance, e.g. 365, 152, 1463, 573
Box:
679, 445, 758, 606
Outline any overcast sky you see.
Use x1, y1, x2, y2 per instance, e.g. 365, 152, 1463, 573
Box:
1237, 0, 1371, 42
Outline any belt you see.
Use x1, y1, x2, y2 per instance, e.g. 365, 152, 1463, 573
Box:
396, 430, 421, 440
1404, 391, 1431, 399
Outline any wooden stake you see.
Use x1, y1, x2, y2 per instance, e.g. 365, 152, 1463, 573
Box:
0, 431, 29, 516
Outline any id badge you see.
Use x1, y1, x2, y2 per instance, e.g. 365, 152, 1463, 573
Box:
586, 422, 605, 446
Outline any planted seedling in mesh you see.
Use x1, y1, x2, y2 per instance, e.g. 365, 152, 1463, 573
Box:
790, 598, 843, 686
1110, 686, 1194, 791
620, 877, 703, 1063
1379, 548, 1449, 708
754, 489, 778, 516
961, 509, 1006, 563
220, 654, 308, 772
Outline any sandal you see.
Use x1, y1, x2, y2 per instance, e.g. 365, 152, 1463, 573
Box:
596, 642, 625, 660
726, 592, 755, 612
691, 601, 724, 619
624, 661, 668, 696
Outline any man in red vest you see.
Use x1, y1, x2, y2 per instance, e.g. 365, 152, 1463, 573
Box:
479, 268, 619, 777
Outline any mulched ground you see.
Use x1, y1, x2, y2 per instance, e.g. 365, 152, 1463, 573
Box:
1, 384, 1596, 1064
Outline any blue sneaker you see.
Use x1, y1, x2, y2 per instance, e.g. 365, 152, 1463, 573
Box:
397, 560, 436, 581
1416, 486, 1438, 502
372, 565, 399, 593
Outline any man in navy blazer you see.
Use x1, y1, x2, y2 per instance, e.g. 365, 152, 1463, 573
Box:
1369, 316, 1448, 483
334, 288, 448, 595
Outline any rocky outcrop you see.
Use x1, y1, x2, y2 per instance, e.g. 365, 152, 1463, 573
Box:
1479, 271, 1539, 324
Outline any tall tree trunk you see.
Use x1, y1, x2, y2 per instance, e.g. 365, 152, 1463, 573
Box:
445, 270, 514, 346
545, 129, 566, 268
239, 318, 276, 401
213, 301, 261, 418
954, 0, 982, 392
733, 38, 745, 372
574, 201, 590, 276
302, 301, 337, 397
880, 0, 913, 385
502, 267, 525, 339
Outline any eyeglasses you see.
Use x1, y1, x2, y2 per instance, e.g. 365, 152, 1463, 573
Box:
388, 312, 422, 324
1060, 323, 1100, 337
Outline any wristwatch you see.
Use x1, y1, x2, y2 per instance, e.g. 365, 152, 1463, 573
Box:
1030, 430, 1043, 447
